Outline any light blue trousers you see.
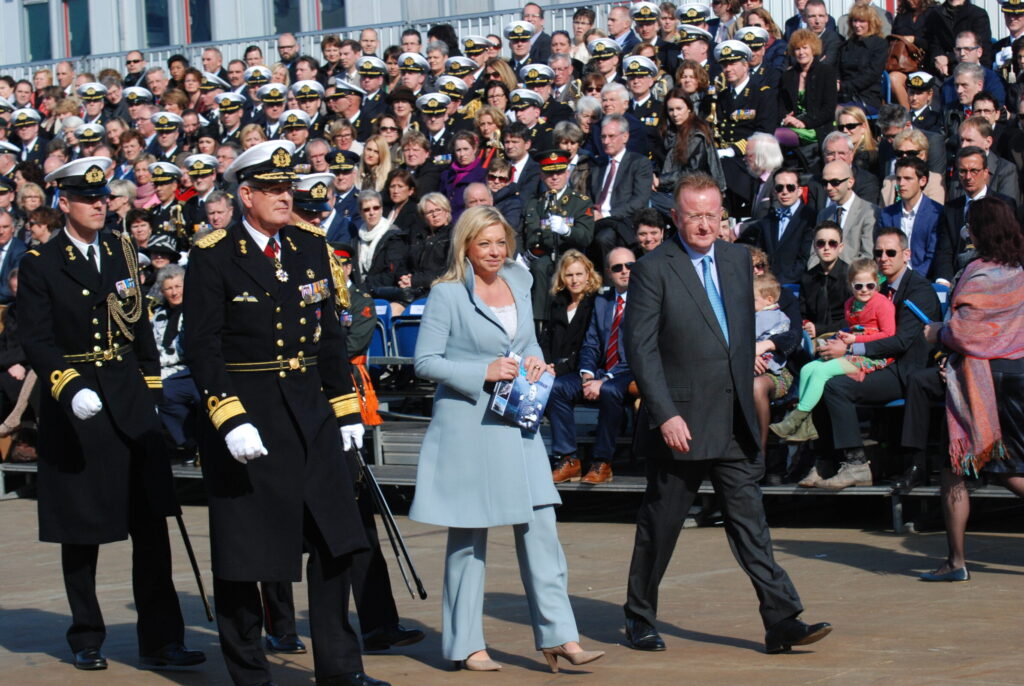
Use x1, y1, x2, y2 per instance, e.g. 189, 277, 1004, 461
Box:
442, 505, 580, 661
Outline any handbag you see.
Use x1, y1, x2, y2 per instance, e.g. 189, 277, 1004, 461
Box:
885, 36, 925, 74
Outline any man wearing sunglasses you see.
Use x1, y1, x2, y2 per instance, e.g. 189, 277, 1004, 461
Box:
740, 167, 816, 284
814, 227, 941, 490
548, 246, 636, 485
813, 160, 878, 267
880, 156, 942, 275
123, 51, 148, 88
820, 131, 881, 204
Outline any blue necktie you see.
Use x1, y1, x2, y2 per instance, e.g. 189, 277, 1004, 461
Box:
701, 255, 729, 344
776, 206, 791, 241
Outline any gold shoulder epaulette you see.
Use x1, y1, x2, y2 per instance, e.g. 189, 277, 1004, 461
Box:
294, 220, 326, 237
195, 228, 227, 248
27, 249, 40, 257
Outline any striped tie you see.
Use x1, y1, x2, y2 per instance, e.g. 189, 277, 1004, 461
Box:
605, 295, 624, 371
702, 255, 729, 344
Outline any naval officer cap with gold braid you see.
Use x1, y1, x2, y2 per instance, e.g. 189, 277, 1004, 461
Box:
44, 156, 113, 197
184, 153, 219, 178
293, 173, 335, 213
224, 139, 298, 185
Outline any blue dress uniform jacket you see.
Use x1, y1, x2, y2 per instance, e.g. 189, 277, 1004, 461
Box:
18, 230, 178, 544
715, 74, 779, 152
410, 260, 560, 528
184, 221, 367, 581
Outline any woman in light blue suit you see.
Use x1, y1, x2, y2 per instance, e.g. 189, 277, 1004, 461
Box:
411, 206, 604, 673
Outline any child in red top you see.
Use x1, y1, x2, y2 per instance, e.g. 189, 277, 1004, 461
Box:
771, 257, 896, 442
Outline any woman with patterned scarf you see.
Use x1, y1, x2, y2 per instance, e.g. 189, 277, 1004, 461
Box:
920, 197, 1024, 582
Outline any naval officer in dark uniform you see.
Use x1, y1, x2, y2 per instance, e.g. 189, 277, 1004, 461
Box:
18, 156, 204, 672
713, 40, 778, 156
183, 140, 388, 686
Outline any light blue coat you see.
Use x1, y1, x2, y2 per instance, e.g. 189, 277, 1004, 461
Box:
410, 260, 560, 528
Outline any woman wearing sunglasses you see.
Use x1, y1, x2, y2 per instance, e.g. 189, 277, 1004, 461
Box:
776, 30, 837, 149
880, 128, 945, 206
835, 105, 879, 177
799, 223, 851, 342
772, 256, 895, 443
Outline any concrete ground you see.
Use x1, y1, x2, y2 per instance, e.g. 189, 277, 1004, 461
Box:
2, 497, 1024, 686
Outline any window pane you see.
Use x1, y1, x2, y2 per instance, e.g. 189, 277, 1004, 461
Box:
25, 3, 52, 62
189, 0, 211, 43
321, 0, 345, 29
66, 0, 90, 57
145, 0, 170, 48
274, 0, 301, 34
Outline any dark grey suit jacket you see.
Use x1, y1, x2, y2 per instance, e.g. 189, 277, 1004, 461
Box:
624, 238, 760, 461
590, 151, 653, 219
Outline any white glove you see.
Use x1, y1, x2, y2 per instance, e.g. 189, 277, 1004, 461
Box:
996, 46, 1013, 69
224, 423, 268, 464
717, 147, 736, 159
71, 389, 103, 420
548, 214, 570, 236
340, 424, 365, 451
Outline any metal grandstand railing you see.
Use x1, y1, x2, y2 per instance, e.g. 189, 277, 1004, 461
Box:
0, 0, 1012, 83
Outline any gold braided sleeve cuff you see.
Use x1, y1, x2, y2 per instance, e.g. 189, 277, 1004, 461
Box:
207, 395, 247, 430
144, 375, 163, 390
330, 393, 361, 419
50, 369, 81, 400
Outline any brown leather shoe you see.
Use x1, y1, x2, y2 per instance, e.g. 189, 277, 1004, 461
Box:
581, 461, 613, 484
552, 456, 582, 483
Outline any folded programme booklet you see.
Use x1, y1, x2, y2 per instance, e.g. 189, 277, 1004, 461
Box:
488, 351, 555, 433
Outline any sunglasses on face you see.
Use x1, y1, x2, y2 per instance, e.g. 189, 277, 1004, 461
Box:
487, 173, 510, 182
379, 125, 399, 132
895, 149, 919, 158
816, 238, 840, 248
774, 183, 798, 193
837, 122, 861, 132
852, 282, 877, 291
823, 177, 849, 187
752, 262, 767, 270
610, 261, 635, 273
127, 59, 142, 65
873, 248, 899, 258
362, 205, 382, 212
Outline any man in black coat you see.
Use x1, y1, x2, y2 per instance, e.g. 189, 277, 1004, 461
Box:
926, 0, 993, 69
812, 227, 942, 490
622, 172, 831, 654
739, 168, 816, 284
712, 41, 779, 156
183, 140, 388, 686
19, 157, 204, 672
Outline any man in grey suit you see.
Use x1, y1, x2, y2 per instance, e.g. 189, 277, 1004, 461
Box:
811, 161, 879, 267
622, 172, 831, 654
590, 113, 653, 262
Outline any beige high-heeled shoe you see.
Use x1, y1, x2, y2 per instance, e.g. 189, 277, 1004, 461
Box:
541, 644, 605, 673
454, 655, 502, 671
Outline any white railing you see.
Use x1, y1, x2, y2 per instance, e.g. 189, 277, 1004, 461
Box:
0, 0, 1013, 82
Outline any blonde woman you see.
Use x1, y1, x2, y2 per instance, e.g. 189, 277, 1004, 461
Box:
359, 134, 393, 192
411, 206, 604, 673
836, 105, 879, 175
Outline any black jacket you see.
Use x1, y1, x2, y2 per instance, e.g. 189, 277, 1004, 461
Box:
779, 59, 838, 142
354, 227, 409, 295
800, 260, 851, 335
925, 0, 992, 66
540, 291, 597, 377
863, 268, 942, 387
934, 191, 1017, 282
406, 223, 452, 292
740, 201, 817, 285
837, 35, 889, 111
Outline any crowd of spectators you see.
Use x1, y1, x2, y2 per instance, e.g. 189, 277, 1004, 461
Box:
0, 0, 1021, 521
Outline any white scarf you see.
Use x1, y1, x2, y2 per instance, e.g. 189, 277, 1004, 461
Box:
358, 217, 392, 275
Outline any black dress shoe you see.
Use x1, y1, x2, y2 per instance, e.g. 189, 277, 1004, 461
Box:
764, 617, 833, 653
318, 672, 391, 686
362, 623, 425, 651
624, 617, 666, 651
893, 465, 928, 492
73, 647, 107, 670
139, 642, 206, 669
266, 633, 307, 654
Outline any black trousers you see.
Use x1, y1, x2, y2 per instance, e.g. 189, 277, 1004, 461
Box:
900, 367, 945, 471
816, 366, 904, 450
61, 512, 184, 654
215, 508, 362, 686
257, 485, 400, 642
624, 449, 803, 631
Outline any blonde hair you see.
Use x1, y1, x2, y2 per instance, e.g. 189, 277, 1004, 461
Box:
435, 206, 517, 285
550, 249, 602, 296
753, 273, 780, 302
239, 123, 268, 149
837, 105, 876, 153
848, 257, 879, 285
359, 134, 394, 192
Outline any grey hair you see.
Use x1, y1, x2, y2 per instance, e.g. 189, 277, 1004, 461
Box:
953, 61, 984, 83
206, 190, 232, 206
358, 189, 382, 206
108, 179, 137, 203
418, 191, 451, 215
877, 103, 910, 131
575, 95, 601, 120
601, 113, 629, 135
152, 264, 186, 302
747, 133, 782, 174
553, 119, 584, 144
822, 130, 855, 152
548, 53, 571, 68
426, 40, 449, 57
600, 81, 629, 103
463, 182, 492, 205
